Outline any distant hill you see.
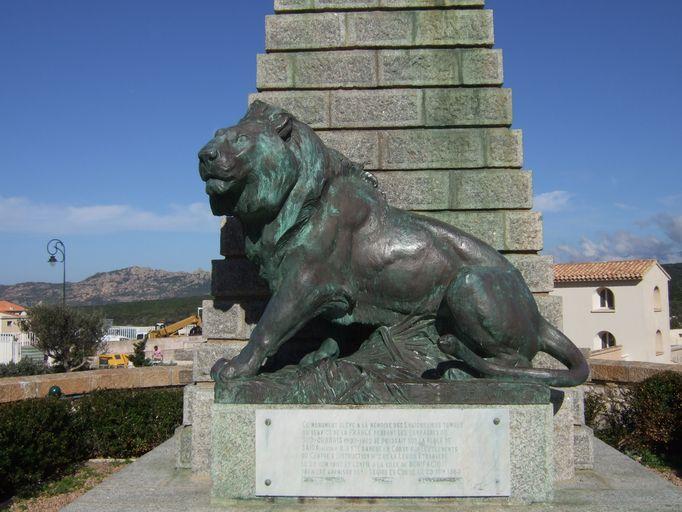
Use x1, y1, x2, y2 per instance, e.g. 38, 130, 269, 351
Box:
663, 263, 681, 329
0, 266, 210, 306
79, 295, 209, 326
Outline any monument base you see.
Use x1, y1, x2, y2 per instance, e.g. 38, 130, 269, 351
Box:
211, 397, 554, 503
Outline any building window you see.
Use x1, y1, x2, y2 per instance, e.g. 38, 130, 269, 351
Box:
597, 331, 616, 350
656, 330, 663, 355
6, 320, 13, 327
653, 286, 662, 312
593, 287, 615, 311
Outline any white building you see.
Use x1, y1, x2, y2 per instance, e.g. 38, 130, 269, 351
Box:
551, 260, 672, 363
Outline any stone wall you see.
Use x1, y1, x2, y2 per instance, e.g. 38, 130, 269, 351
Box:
203, 0, 560, 347
0, 366, 192, 403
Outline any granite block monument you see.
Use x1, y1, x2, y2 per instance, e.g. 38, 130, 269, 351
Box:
178, 0, 597, 504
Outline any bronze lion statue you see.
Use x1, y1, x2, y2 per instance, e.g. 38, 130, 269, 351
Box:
198, 101, 588, 399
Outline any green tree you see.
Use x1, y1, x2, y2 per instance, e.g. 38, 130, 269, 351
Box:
129, 338, 150, 367
21, 305, 106, 371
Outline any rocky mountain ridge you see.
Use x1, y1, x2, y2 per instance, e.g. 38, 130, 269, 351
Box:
0, 266, 210, 306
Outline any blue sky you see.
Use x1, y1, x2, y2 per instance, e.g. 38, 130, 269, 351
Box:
0, 0, 680, 285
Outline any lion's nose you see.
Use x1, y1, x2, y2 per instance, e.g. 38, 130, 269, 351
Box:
198, 148, 219, 164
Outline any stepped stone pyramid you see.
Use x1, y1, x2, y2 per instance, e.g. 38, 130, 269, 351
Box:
185, 0, 593, 483
203, 0, 560, 347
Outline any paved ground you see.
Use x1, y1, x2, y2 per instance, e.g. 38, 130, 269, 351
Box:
62, 435, 681, 511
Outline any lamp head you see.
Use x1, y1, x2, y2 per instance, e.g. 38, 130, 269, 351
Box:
48, 255, 57, 267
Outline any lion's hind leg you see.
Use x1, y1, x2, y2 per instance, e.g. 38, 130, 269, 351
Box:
436, 266, 537, 372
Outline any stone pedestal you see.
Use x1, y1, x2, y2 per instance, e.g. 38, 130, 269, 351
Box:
211, 402, 554, 504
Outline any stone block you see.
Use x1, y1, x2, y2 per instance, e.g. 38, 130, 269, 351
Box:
424, 88, 512, 127
35, 373, 93, 397
317, 130, 380, 169
265, 13, 345, 51
265, 11, 493, 51
461, 48, 504, 85
274, 0, 485, 11
570, 386, 586, 425
257, 49, 504, 90
374, 169, 531, 212
202, 299, 264, 341
192, 342, 247, 382
138, 367, 174, 388
504, 211, 543, 251
0, 378, 38, 403
379, 48, 502, 87
181, 383, 215, 474
330, 89, 423, 128
415, 9, 494, 47
175, 425, 192, 469
382, 128, 485, 169
346, 11, 413, 47
211, 258, 269, 299
93, 369, 139, 390
504, 254, 554, 293
486, 128, 523, 168
450, 169, 531, 209
220, 217, 246, 258
249, 91, 329, 128
212, 403, 553, 503
534, 294, 563, 330
373, 171, 450, 210
574, 425, 595, 470
295, 50, 378, 89
552, 390, 575, 481
381, 0, 484, 7
256, 54, 292, 90
379, 128, 522, 169
418, 210, 504, 249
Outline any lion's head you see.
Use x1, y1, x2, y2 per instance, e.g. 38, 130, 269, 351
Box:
198, 101, 300, 222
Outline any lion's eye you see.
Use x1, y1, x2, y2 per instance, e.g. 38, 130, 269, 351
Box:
237, 134, 249, 145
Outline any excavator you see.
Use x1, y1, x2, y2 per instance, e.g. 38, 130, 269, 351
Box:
146, 311, 202, 339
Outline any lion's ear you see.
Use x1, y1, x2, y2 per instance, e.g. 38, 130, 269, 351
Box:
273, 113, 293, 142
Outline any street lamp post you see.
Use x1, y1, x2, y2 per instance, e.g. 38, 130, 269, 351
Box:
47, 239, 66, 306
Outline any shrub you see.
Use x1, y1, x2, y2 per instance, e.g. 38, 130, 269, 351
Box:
0, 358, 52, 378
626, 371, 682, 455
0, 398, 86, 499
0, 387, 182, 500
77, 388, 183, 458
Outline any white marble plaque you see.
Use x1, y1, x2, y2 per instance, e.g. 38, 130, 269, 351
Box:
255, 408, 510, 497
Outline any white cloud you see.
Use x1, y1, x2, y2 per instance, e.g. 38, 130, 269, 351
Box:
0, 195, 220, 234
534, 190, 572, 213
554, 230, 681, 263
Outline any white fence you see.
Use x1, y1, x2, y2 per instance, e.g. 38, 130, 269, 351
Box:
0, 333, 36, 364
106, 326, 154, 340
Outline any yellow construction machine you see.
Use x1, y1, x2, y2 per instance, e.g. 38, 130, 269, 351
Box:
147, 313, 202, 339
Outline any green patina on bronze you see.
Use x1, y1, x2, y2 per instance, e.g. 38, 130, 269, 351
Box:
198, 101, 588, 404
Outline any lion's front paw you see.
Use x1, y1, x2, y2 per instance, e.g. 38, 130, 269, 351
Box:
210, 355, 262, 382
210, 358, 234, 381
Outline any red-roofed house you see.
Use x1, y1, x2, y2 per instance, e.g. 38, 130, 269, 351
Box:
551, 260, 672, 363
0, 301, 27, 336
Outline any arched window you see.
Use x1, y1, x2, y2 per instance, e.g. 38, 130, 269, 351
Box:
597, 331, 616, 350
656, 330, 663, 355
653, 287, 662, 311
594, 287, 615, 311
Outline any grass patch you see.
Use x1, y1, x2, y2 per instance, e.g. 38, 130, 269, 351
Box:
2, 460, 130, 512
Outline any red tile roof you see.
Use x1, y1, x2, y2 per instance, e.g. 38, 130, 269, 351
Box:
0, 301, 26, 314
554, 260, 657, 284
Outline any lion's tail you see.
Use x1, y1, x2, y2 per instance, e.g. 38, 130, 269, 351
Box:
441, 319, 590, 387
